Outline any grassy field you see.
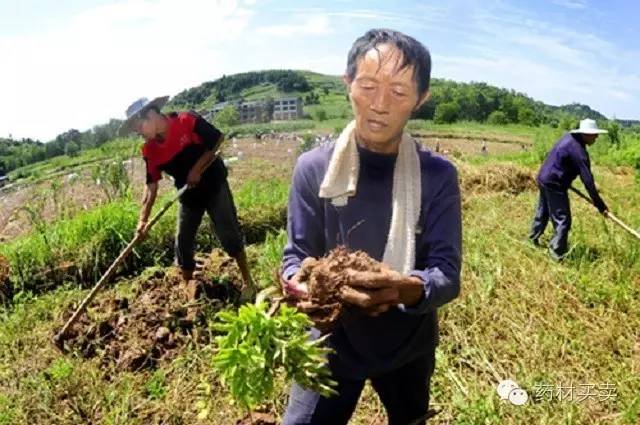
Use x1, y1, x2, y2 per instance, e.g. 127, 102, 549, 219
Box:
6, 138, 140, 184
0, 122, 639, 424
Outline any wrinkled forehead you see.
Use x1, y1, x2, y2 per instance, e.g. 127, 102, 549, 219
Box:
357, 43, 415, 81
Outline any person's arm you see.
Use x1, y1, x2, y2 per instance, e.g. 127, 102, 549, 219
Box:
136, 182, 158, 237
397, 165, 462, 314
281, 154, 325, 296
571, 145, 608, 213
137, 155, 161, 236
186, 116, 224, 187
340, 163, 462, 316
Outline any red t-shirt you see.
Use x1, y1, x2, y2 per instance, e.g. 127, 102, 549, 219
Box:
142, 112, 227, 207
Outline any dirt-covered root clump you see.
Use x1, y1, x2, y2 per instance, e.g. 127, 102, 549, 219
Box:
294, 246, 382, 332
58, 249, 242, 371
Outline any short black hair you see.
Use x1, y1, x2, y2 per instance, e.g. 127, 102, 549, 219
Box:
145, 105, 161, 115
137, 105, 161, 120
346, 28, 432, 95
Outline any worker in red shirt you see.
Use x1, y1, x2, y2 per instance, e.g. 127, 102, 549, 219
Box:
119, 96, 255, 301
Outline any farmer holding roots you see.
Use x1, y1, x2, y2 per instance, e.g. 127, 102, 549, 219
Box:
119, 98, 255, 301
280, 29, 462, 424
529, 118, 609, 260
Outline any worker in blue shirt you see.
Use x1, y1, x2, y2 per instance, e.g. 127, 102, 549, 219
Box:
530, 118, 609, 260
280, 29, 461, 425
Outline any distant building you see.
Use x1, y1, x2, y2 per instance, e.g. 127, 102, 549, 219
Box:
210, 96, 303, 124
272, 97, 303, 121
616, 119, 640, 127
238, 100, 266, 123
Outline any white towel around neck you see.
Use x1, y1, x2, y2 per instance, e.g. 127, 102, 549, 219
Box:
318, 120, 422, 274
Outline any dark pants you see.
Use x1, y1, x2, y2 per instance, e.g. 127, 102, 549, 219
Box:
529, 185, 572, 257
175, 180, 244, 271
282, 350, 436, 425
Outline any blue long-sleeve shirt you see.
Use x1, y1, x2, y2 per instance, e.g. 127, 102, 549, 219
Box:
282, 142, 462, 379
537, 133, 607, 212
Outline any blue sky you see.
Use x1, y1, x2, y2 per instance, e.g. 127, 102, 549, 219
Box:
1, 0, 638, 141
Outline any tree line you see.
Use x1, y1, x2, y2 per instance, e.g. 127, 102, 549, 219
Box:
414, 79, 607, 127
0, 119, 122, 173
3, 70, 635, 175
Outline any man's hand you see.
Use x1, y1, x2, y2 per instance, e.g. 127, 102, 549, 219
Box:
342, 268, 425, 316
280, 271, 309, 299
135, 220, 149, 240
186, 167, 203, 188
602, 209, 609, 217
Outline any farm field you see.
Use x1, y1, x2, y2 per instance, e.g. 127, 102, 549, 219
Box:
0, 123, 639, 424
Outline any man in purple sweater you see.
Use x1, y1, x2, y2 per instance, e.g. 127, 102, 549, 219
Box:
530, 119, 609, 260
280, 29, 462, 425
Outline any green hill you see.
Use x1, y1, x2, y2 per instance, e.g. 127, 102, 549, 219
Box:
2, 70, 622, 176
168, 69, 609, 127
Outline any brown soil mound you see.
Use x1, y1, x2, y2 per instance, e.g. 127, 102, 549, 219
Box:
0, 255, 12, 304
58, 250, 241, 371
459, 163, 536, 195
294, 246, 382, 333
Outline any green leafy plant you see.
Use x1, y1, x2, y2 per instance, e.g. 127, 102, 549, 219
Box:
214, 105, 241, 128
210, 302, 337, 412
605, 120, 621, 147
45, 358, 74, 382
145, 369, 167, 400
312, 108, 328, 121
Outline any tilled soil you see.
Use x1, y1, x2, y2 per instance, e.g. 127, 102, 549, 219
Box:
294, 246, 382, 333
57, 250, 242, 371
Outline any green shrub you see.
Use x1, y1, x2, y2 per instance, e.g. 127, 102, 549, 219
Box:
486, 111, 508, 125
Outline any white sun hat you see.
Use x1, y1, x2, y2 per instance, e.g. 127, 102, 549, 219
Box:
570, 118, 608, 134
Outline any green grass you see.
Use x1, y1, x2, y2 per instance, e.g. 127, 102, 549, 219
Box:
225, 120, 316, 137
1, 168, 638, 423
1, 123, 639, 424
406, 119, 541, 139
8, 138, 139, 184
247, 229, 287, 288
0, 178, 289, 293
0, 198, 173, 292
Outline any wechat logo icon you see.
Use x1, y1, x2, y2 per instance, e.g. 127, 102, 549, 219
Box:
497, 379, 529, 406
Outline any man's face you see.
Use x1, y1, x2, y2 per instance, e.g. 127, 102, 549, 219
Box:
133, 109, 158, 140
345, 43, 429, 151
583, 134, 598, 145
